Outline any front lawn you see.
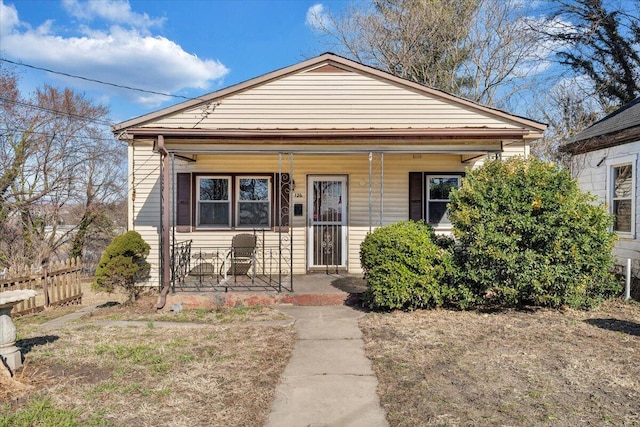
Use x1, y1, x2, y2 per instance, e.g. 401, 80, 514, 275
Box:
360, 300, 640, 426
1, 298, 295, 427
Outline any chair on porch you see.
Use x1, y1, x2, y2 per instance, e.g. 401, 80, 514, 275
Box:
221, 233, 257, 279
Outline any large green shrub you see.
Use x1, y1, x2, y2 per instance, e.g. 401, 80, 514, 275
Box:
360, 221, 455, 310
448, 157, 620, 308
93, 231, 150, 302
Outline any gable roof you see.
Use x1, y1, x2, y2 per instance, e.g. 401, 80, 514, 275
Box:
113, 52, 546, 136
561, 96, 640, 154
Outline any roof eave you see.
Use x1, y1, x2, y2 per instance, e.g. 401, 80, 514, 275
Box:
560, 125, 640, 155
119, 127, 534, 141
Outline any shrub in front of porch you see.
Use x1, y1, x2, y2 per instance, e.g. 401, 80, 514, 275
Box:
360, 221, 456, 310
93, 231, 151, 303
448, 157, 620, 309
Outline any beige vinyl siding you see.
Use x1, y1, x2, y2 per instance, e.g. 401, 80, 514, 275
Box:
132, 152, 478, 282
501, 141, 529, 159
144, 72, 524, 130
129, 141, 162, 287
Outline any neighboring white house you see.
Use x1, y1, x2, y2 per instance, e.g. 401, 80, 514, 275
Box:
560, 96, 640, 296
112, 53, 546, 291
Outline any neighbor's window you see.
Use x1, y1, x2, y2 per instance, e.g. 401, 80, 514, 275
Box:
426, 175, 460, 226
237, 177, 271, 227
612, 164, 633, 233
197, 176, 231, 227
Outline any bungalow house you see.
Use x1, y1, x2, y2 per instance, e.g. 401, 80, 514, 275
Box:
560, 96, 640, 294
112, 53, 546, 295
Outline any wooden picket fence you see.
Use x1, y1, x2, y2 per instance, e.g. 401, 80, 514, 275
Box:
0, 258, 83, 316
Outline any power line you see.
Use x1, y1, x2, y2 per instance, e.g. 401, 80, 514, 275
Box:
0, 57, 209, 102
0, 96, 114, 126
0, 127, 118, 143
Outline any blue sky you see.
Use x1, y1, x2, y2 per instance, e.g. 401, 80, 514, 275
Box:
0, 0, 350, 124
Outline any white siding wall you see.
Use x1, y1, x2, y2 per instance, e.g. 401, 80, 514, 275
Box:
572, 140, 640, 276
145, 71, 524, 130
130, 145, 480, 284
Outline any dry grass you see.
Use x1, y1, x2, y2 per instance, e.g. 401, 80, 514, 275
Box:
360, 299, 640, 427
2, 286, 296, 427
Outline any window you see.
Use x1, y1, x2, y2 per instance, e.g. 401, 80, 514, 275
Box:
193, 175, 273, 229
408, 172, 462, 228
237, 177, 270, 227
611, 163, 634, 233
197, 176, 231, 227
427, 176, 460, 226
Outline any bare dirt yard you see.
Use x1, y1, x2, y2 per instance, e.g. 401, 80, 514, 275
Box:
360, 299, 640, 427
1, 285, 295, 427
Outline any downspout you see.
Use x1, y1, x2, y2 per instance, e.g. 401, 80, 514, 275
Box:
156, 135, 171, 310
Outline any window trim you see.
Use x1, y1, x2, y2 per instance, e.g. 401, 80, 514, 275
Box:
196, 175, 232, 228
606, 155, 637, 238
235, 176, 272, 229
408, 171, 463, 230
426, 174, 462, 229
193, 173, 276, 230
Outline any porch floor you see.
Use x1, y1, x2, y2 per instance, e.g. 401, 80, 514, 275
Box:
163, 273, 367, 310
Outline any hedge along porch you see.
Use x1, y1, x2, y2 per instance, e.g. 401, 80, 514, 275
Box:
112, 53, 546, 305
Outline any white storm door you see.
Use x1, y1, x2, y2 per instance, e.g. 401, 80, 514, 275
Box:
308, 176, 348, 268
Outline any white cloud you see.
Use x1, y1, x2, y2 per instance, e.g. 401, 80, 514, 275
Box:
306, 3, 330, 30
508, 16, 575, 77
62, 0, 165, 32
0, 1, 19, 37
0, 0, 228, 107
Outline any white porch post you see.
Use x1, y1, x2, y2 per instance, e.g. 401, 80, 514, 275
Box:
380, 153, 384, 226
368, 152, 373, 233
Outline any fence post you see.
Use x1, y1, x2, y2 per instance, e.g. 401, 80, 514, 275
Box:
43, 264, 50, 307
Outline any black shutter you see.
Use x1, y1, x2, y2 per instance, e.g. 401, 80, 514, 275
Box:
275, 173, 291, 227
176, 173, 192, 231
409, 172, 424, 221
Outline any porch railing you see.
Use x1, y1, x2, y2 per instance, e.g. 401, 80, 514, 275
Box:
170, 239, 292, 292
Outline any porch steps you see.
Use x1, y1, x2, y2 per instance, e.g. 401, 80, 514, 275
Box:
163, 274, 366, 310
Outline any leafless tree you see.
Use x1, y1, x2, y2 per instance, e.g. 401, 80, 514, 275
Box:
309, 0, 543, 109
0, 66, 126, 269
309, 0, 479, 94
530, 82, 602, 166
460, 0, 545, 110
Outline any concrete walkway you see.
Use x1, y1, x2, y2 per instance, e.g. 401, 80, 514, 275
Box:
266, 305, 388, 427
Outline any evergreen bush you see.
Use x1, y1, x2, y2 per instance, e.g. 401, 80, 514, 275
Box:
93, 231, 150, 302
448, 157, 620, 308
360, 221, 455, 310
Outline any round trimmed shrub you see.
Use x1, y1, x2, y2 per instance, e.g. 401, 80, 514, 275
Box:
360, 221, 455, 310
93, 231, 151, 302
448, 157, 620, 308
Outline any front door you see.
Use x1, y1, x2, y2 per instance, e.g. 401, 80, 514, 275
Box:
308, 176, 347, 269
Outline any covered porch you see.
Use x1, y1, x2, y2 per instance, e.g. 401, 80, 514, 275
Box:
153, 136, 509, 298
112, 53, 546, 309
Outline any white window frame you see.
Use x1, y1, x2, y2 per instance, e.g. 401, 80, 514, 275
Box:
196, 176, 231, 228
606, 154, 637, 238
235, 176, 272, 229
426, 174, 461, 229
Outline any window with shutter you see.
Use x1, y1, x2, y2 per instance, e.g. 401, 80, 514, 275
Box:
176, 173, 287, 230
408, 172, 462, 228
